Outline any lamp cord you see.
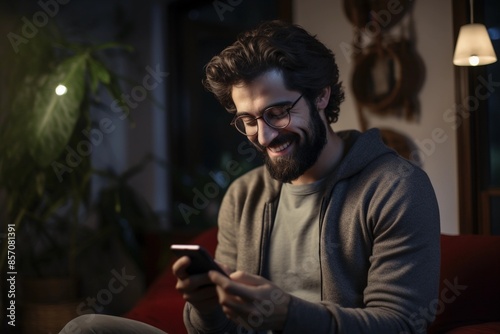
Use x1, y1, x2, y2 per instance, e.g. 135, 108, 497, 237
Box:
469, 0, 474, 23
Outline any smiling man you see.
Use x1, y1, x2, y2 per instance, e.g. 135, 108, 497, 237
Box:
172, 20, 441, 334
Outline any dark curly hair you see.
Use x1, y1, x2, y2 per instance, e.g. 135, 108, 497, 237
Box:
203, 20, 344, 124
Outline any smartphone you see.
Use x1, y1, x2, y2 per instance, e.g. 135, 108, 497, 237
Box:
170, 244, 228, 277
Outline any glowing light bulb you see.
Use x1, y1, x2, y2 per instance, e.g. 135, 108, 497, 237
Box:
55, 84, 67, 95
468, 55, 480, 66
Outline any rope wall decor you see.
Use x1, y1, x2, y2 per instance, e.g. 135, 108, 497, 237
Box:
343, 0, 424, 163
351, 39, 425, 120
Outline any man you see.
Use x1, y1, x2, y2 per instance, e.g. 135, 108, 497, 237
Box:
61, 20, 440, 334
173, 20, 440, 333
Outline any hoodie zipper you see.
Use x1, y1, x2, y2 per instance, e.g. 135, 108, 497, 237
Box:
258, 201, 276, 276
318, 196, 328, 301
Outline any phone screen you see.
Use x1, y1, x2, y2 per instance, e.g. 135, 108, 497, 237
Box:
170, 244, 228, 277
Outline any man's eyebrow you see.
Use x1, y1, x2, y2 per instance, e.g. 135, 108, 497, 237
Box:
234, 99, 292, 116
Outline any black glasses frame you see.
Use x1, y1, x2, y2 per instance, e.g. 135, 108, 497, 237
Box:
230, 94, 303, 136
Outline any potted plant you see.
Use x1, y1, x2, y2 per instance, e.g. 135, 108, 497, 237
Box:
0, 20, 155, 331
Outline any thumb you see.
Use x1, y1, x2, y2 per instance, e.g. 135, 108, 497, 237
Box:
229, 271, 267, 286
214, 260, 233, 276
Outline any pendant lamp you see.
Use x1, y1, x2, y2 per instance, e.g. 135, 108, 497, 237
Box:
453, 0, 497, 66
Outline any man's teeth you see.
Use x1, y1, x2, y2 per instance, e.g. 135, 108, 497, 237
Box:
268, 141, 291, 153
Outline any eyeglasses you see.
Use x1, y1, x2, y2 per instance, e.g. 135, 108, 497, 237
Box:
230, 94, 303, 136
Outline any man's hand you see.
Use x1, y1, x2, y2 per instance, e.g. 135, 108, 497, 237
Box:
208, 270, 291, 331
172, 256, 221, 315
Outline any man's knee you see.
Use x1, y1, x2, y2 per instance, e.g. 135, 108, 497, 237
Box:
58, 314, 166, 334
59, 314, 98, 333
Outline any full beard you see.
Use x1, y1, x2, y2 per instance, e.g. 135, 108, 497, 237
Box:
259, 109, 327, 183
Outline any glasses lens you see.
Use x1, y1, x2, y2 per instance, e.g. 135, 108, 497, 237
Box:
232, 102, 294, 136
263, 106, 290, 128
234, 116, 257, 135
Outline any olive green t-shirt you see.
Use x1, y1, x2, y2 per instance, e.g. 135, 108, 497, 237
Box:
266, 178, 326, 302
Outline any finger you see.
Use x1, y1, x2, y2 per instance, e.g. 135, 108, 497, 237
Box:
209, 271, 260, 301
208, 270, 232, 286
172, 256, 191, 279
183, 284, 217, 303
229, 271, 266, 286
208, 271, 246, 301
220, 301, 251, 321
176, 272, 213, 292
215, 286, 253, 316
214, 260, 233, 276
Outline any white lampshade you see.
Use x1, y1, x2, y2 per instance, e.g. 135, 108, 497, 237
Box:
453, 23, 497, 66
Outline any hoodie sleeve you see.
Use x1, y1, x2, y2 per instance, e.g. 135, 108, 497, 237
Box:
182, 169, 252, 333
182, 183, 239, 333
282, 157, 441, 334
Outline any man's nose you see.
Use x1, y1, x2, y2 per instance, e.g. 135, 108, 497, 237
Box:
257, 118, 278, 147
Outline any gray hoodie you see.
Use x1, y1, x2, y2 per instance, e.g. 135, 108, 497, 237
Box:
185, 128, 441, 334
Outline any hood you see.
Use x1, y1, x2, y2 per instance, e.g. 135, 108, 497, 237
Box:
333, 128, 396, 183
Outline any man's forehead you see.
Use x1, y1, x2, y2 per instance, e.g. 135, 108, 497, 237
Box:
231, 71, 288, 102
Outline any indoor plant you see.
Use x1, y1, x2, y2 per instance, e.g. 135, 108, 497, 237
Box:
0, 22, 130, 277
0, 21, 156, 331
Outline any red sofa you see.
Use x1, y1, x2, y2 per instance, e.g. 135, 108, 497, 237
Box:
124, 229, 500, 334
124, 228, 219, 334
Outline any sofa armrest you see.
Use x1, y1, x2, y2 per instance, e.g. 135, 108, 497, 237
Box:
428, 234, 500, 333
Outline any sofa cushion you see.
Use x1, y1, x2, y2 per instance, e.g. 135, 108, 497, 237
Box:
445, 322, 500, 334
427, 234, 500, 334
124, 227, 218, 334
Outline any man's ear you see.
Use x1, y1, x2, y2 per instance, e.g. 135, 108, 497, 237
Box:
316, 86, 331, 110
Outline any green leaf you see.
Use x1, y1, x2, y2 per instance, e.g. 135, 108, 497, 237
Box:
29, 53, 87, 167
88, 58, 111, 93
91, 42, 134, 53
0, 75, 40, 187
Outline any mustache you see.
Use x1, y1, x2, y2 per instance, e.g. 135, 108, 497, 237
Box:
254, 133, 298, 152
